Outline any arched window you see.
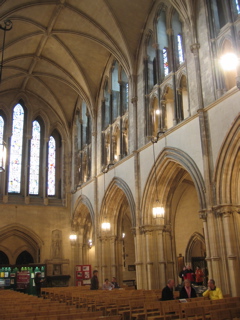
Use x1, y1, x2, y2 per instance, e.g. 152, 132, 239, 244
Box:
101, 61, 129, 167
236, 0, 240, 13
0, 116, 4, 143
157, 9, 169, 80
177, 35, 184, 64
8, 104, 25, 193
76, 101, 92, 186
112, 61, 120, 121
102, 80, 110, 130
29, 120, 41, 195
172, 10, 184, 68
147, 34, 157, 91
163, 48, 169, 76
48, 136, 56, 196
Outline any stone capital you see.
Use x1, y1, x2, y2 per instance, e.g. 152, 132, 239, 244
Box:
190, 43, 200, 55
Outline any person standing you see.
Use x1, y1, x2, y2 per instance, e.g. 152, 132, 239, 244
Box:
161, 279, 175, 301
203, 279, 223, 300
34, 272, 45, 297
179, 266, 186, 283
179, 279, 197, 299
184, 265, 195, 283
195, 266, 204, 285
90, 270, 99, 290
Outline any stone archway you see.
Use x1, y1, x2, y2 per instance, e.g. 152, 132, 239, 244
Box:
98, 177, 136, 286
0, 224, 43, 265
140, 147, 206, 289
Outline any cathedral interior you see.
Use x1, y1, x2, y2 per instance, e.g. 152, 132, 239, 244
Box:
0, 0, 239, 296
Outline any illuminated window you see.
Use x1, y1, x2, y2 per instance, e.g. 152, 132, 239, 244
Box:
177, 34, 184, 64
8, 104, 24, 193
163, 48, 169, 76
0, 116, 4, 143
236, 0, 240, 14
48, 136, 56, 196
29, 121, 41, 195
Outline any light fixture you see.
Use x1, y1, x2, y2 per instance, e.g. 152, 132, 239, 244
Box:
155, 109, 160, 115
88, 239, 92, 248
101, 163, 114, 231
69, 234, 77, 241
151, 138, 165, 219
0, 141, 6, 172
219, 52, 239, 71
0, 19, 13, 84
122, 232, 125, 239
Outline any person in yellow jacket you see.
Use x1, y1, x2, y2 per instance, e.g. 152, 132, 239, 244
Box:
203, 279, 223, 300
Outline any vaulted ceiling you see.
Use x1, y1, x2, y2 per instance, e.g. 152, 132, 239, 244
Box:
0, 0, 188, 128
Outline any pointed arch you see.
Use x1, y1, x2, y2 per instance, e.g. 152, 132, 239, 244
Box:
185, 232, 205, 263
142, 147, 206, 225
100, 177, 136, 232
214, 114, 240, 205
72, 194, 95, 226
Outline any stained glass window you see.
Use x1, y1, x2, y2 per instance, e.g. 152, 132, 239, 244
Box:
163, 48, 169, 76
29, 121, 41, 195
47, 136, 56, 196
236, 0, 240, 14
177, 34, 184, 64
0, 116, 4, 143
8, 104, 24, 193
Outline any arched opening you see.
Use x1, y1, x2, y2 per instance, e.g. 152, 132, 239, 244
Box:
0, 251, 9, 265
142, 148, 206, 289
99, 177, 136, 287
16, 251, 34, 264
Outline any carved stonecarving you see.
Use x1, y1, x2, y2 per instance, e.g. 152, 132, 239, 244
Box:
190, 43, 200, 55
199, 211, 208, 221
213, 205, 240, 217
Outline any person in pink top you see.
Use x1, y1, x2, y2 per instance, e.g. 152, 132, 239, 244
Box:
179, 279, 197, 299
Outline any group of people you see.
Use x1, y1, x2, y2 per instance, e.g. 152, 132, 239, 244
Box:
90, 270, 120, 290
162, 278, 223, 301
179, 265, 205, 285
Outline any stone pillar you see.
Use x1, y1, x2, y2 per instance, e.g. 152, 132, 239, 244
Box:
199, 211, 211, 285
205, 211, 221, 286
164, 224, 174, 280
215, 205, 240, 296
143, 227, 154, 289
157, 226, 166, 289
110, 236, 117, 278
134, 227, 144, 289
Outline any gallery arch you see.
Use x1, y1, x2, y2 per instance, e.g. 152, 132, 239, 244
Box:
0, 224, 43, 265
98, 177, 136, 285
139, 147, 206, 289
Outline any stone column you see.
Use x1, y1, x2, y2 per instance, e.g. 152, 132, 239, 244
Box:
110, 236, 117, 279
199, 211, 211, 285
156, 224, 166, 290
134, 227, 144, 289
216, 205, 240, 296
143, 227, 154, 289
205, 210, 221, 286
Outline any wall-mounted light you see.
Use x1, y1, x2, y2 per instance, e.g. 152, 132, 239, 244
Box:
0, 141, 7, 172
88, 239, 92, 248
101, 163, 114, 231
219, 52, 240, 90
155, 109, 160, 115
219, 52, 239, 71
69, 234, 77, 241
122, 232, 125, 239
151, 138, 165, 220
